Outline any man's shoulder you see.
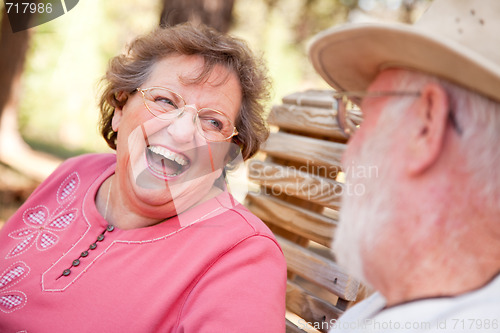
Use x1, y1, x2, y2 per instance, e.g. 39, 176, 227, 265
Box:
333, 292, 386, 328
334, 275, 500, 332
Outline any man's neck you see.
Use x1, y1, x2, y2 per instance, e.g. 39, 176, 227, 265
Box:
373, 239, 500, 307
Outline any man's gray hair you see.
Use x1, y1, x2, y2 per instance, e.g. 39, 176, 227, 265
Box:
389, 69, 500, 211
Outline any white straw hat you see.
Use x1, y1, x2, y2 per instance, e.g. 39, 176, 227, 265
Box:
309, 0, 500, 102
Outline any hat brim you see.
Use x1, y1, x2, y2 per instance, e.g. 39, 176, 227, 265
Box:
309, 23, 500, 102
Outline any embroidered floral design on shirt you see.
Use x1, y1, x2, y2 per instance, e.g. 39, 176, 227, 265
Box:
57, 172, 80, 204
0, 261, 30, 313
5, 173, 80, 259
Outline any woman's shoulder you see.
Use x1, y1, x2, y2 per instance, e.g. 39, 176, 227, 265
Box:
206, 196, 281, 250
229, 203, 274, 236
49, 153, 115, 179
60, 153, 115, 171
25, 153, 115, 199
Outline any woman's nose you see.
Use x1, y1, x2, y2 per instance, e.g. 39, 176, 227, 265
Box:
166, 106, 198, 143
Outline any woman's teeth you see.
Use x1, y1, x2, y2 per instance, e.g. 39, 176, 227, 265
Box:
148, 146, 188, 166
146, 146, 190, 177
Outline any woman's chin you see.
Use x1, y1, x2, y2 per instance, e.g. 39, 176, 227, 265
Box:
127, 160, 221, 214
130, 170, 192, 206
135, 168, 174, 190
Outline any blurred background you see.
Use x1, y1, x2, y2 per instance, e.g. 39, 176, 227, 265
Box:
0, 0, 431, 224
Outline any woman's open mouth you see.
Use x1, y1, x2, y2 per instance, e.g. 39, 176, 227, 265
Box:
145, 145, 190, 179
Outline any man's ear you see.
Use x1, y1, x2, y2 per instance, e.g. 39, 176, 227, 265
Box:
111, 106, 123, 132
406, 82, 449, 175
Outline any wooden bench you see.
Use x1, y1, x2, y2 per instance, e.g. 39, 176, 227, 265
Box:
244, 90, 368, 332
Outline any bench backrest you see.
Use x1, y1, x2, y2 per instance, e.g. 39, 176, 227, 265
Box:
245, 89, 367, 333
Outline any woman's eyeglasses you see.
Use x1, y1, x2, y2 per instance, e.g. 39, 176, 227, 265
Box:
137, 86, 239, 142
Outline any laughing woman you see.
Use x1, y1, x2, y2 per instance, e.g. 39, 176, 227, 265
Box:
0, 24, 286, 332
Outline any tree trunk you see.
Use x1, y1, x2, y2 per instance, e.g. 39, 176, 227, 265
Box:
0, 9, 61, 182
159, 0, 235, 33
0, 9, 31, 125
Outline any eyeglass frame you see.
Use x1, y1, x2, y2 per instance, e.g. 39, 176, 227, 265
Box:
136, 86, 239, 142
333, 91, 462, 137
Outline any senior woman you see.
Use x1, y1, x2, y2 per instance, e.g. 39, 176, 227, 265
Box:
0, 24, 286, 332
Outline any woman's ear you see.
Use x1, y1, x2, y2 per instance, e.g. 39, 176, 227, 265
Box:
406, 82, 449, 175
111, 107, 123, 132
112, 91, 129, 132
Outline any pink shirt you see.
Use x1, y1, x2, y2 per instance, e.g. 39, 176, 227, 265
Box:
0, 154, 286, 332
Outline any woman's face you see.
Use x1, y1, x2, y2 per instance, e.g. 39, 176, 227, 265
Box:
112, 55, 242, 220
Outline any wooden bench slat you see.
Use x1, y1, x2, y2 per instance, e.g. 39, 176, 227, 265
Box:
282, 90, 336, 109
268, 104, 346, 141
286, 280, 345, 333
248, 160, 343, 210
246, 192, 337, 247
286, 318, 308, 333
260, 132, 345, 171
277, 235, 359, 301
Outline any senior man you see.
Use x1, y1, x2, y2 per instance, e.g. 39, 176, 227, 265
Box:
309, 0, 500, 331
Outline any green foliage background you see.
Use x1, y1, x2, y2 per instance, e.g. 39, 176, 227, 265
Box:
17, 0, 427, 157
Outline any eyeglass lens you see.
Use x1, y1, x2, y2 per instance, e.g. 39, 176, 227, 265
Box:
141, 87, 236, 141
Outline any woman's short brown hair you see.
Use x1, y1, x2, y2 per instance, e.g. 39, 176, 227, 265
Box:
98, 23, 270, 160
